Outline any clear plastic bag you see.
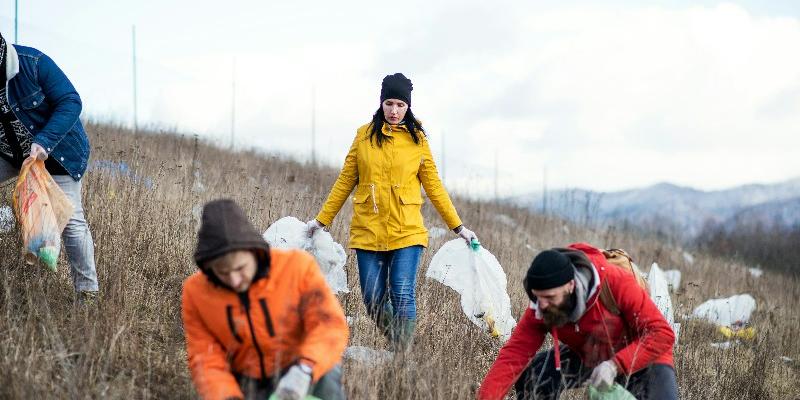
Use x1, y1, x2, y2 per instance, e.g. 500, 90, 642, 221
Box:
12, 159, 74, 271
426, 239, 516, 340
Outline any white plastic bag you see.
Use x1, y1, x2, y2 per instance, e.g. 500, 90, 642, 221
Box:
426, 239, 516, 340
692, 294, 756, 328
647, 263, 680, 342
263, 216, 349, 294
662, 269, 682, 292
343, 345, 394, 366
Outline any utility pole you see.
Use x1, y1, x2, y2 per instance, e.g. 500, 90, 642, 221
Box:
494, 149, 499, 202
14, 0, 18, 44
543, 166, 548, 214
131, 25, 138, 133
231, 57, 236, 149
311, 85, 316, 165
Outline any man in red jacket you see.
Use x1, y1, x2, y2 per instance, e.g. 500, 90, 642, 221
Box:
478, 243, 678, 400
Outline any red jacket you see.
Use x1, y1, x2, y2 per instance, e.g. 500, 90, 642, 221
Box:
478, 243, 675, 400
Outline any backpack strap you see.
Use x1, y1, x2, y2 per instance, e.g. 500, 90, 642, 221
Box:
599, 280, 621, 316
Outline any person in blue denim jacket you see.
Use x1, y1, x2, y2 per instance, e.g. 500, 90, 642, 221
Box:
0, 32, 98, 302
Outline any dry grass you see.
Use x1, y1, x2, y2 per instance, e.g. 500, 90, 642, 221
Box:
0, 122, 798, 399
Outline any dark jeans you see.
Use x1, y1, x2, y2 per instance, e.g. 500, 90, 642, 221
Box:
237, 365, 345, 400
515, 345, 678, 400
355, 245, 424, 320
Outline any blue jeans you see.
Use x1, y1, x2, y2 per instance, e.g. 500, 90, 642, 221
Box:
1, 158, 99, 292
355, 245, 423, 320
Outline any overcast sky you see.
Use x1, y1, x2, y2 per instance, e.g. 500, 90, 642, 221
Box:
1, 1, 798, 196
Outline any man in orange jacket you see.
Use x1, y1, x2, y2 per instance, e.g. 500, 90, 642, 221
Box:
182, 199, 349, 400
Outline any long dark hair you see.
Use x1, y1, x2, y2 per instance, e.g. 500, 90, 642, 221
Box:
367, 107, 425, 147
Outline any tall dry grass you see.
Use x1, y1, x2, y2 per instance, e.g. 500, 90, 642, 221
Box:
0, 122, 798, 399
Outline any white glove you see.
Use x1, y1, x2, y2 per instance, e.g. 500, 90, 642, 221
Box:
274, 365, 312, 400
29, 143, 48, 161
455, 225, 478, 245
306, 219, 324, 238
589, 360, 618, 390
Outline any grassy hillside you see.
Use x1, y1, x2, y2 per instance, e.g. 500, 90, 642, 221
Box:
0, 122, 798, 399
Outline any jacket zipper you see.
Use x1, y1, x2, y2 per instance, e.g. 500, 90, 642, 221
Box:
226, 305, 243, 343
258, 299, 276, 337
370, 183, 379, 214
239, 292, 267, 380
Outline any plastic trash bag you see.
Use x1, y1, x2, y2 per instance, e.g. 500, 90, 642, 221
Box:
692, 294, 756, 328
263, 216, 349, 294
12, 159, 74, 271
426, 238, 516, 340
647, 263, 680, 342
587, 384, 636, 400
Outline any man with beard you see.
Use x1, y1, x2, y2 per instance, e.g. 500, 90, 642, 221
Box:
477, 243, 678, 400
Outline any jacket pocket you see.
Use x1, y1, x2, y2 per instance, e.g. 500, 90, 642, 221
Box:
19, 90, 45, 111
351, 185, 377, 229
398, 189, 425, 231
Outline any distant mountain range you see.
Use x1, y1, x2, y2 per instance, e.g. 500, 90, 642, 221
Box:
511, 178, 800, 240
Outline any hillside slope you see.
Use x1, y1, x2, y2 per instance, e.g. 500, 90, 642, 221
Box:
0, 123, 797, 399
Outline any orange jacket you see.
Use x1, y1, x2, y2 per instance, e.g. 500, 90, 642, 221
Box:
181, 248, 349, 400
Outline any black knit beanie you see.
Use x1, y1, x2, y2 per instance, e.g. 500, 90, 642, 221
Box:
380, 73, 412, 106
524, 250, 576, 294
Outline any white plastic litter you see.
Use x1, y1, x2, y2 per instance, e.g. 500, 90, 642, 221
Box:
494, 214, 517, 228
682, 251, 695, 266
428, 227, 448, 239
711, 341, 735, 350
647, 263, 680, 341
343, 346, 393, 366
0, 205, 14, 233
748, 267, 764, 278
426, 239, 516, 340
692, 294, 756, 328
663, 270, 682, 292
263, 216, 349, 294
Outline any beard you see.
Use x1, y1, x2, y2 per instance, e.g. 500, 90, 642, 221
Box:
541, 292, 577, 328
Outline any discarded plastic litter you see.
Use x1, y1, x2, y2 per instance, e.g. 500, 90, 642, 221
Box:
682, 251, 695, 266
0, 205, 14, 233
718, 326, 755, 341
426, 239, 516, 340
748, 267, 763, 278
711, 341, 736, 350
90, 160, 154, 189
343, 346, 393, 366
263, 216, 349, 294
663, 269, 681, 292
692, 294, 756, 328
647, 263, 680, 341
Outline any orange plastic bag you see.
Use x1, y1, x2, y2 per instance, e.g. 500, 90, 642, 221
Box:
12, 158, 74, 271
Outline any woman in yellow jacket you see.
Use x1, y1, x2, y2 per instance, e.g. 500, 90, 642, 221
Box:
307, 73, 479, 350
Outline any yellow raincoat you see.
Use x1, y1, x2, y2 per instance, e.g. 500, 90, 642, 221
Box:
316, 122, 462, 251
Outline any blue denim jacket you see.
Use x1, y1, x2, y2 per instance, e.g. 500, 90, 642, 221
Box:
7, 45, 89, 181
